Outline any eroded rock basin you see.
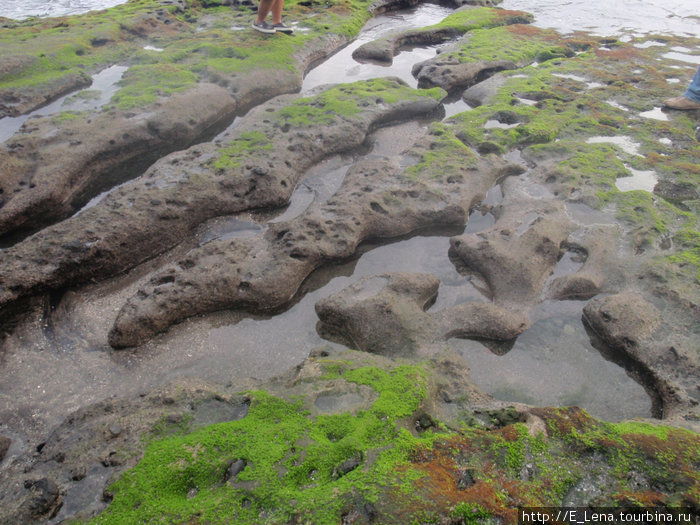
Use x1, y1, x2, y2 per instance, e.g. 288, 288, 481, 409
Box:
0, 0, 699, 522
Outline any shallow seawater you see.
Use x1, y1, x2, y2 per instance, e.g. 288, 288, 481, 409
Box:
585, 135, 641, 156
0, 0, 669, 458
616, 166, 658, 193
451, 300, 654, 422
0, 65, 127, 143
301, 4, 453, 92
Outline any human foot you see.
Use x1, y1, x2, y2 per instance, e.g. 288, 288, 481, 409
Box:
663, 96, 700, 110
271, 22, 293, 33
252, 20, 276, 33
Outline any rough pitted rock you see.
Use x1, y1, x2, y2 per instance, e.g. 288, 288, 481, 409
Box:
315, 272, 529, 355
18, 478, 62, 522
412, 25, 572, 92
0, 433, 10, 462
583, 292, 700, 419
0, 83, 236, 237
352, 7, 532, 64
547, 225, 627, 300
450, 176, 575, 308
0, 79, 443, 317
413, 56, 516, 92
108, 121, 518, 347
316, 273, 441, 354
461, 71, 509, 106
0, 8, 353, 239
0, 70, 91, 119
0, 378, 251, 524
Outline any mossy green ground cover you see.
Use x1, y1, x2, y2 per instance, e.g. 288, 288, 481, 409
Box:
418, 7, 533, 34
210, 78, 445, 171
277, 78, 444, 127
445, 37, 700, 285
0, 0, 378, 111
91, 363, 438, 524
436, 24, 574, 70
365, 6, 534, 51
90, 357, 700, 524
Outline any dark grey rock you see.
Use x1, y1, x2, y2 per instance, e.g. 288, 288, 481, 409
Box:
0, 433, 10, 462
22, 478, 62, 520
332, 452, 363, 479
224, 458, 248, 483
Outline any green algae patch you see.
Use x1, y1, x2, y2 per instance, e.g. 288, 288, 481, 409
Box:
278, 78, 444, 127
437, 24, 573, 70
449, 55, 626, 152
210, 131, 273, 171
90, 354, 700, 525
419, 7, 533, 34
404, 122, 480, 182
529, 141, 625, 203
91, 364, 440, 524
368, 6, 535, 53
0, 0, 161, 90
210, 79, 445, 171
1, 0, 380, 114
109, 64, 198, 110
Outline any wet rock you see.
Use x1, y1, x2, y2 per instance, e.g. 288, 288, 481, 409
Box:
457, 468, 476, 489
352, 7, 532, 64
224, 458, 248, 483
101, 451, 121, 467
476, 140, 504, 154
21, 478, 62, 520
461, 71, 509, 106
316, 273, 439, 355
450, 177, 575, 307
413, 56, 517, 92
0, 2, 359, 241
192, 397, 250, 427
414, 412, 436, 431
583, 292, 661, 357
70, 465, 87, 481
341, 501, 377, 524
436, 301, 530, 341
0, 83, 236, 239
315, 272, 530, 355
0, 377, 240, 524
583, 292, 700, 418
0, 70, 91, 118
332, 452, 363, 479
412, 24, 570, 92
653, 180, 698, 204
0, 79, 444, 320
0, 433, 10, 462
165, 413, 184, 425
547, 225, 626, 300
107, 117, 511, 347
107, 424, 122, 439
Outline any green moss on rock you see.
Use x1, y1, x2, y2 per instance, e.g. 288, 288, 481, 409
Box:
91, 363, 440, 524
90, 355, 700, 525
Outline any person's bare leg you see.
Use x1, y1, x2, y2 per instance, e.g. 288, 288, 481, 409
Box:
271, 0, 284, 25
255, 0, 274, 23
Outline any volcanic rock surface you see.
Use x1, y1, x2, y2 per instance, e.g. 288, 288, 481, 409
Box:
0, 0, 699, 523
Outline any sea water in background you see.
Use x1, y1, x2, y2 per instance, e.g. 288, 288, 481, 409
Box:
0, 0, 126, 20
2, 0, 699, 37
500, 0, 699, 37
